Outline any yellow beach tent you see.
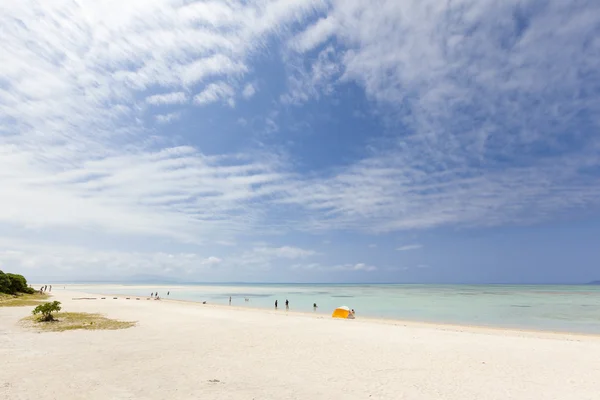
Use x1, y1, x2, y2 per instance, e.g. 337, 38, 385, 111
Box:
332, 306, 351, 319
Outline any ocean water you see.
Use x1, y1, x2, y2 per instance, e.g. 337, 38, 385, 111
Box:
63, 283, 600, 334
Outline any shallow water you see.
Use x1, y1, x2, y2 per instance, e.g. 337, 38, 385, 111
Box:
64, 283, 600, 334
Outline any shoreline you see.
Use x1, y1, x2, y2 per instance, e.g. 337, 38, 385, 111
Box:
62, 288, 600, 340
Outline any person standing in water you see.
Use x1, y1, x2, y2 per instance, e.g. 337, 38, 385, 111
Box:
313, 303, 318, 311
275, 300, 278, 309
229, 296, 232, 305
285, 299, 289, 310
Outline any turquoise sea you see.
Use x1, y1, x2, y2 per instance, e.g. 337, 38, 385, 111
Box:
64, 283, 600, 334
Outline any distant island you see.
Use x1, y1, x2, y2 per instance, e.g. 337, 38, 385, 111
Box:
586, 281, 600, 285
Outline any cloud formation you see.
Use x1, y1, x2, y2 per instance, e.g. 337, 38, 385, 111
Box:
193, 81, 235, 106
146, 92, 188, 105
396, 244, 423, 252
281, 0, 600, 232
2, 0, 600, 279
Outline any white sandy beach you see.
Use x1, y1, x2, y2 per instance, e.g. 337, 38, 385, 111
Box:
2, 290, 600, 400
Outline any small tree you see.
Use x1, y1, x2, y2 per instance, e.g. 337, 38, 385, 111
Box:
32, 301, 62, 322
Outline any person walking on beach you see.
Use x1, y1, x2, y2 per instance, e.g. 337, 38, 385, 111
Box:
151, 292, 154, 297
285, 299, 289, 310
49, 285, 52, 292
275, 300, 278, 309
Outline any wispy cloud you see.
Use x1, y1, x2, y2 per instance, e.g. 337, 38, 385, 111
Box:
279, 0, 600, 232
334, 263, 377, 272
0, 239, 223, 279
0, 0, 328, 245
291, 262, 377, 272
288, 16, 337, 53
0, 145, 294, 243
155, 112, 181, 124
146, 92, 188, 105
242, 83, 257, 99
281, 46, 341, 104
2, 0, 600, 280
396, 244, 423, 252
193, 81, 235, 106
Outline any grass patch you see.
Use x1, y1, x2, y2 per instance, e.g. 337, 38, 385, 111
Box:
20, 312, 136, 332
0, 292, 50, 307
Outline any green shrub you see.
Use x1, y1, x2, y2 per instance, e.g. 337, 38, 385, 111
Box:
6, 273, 27, 294
0, 271, 10, 294
23, 287, 36, 294
32, 301, 62, 322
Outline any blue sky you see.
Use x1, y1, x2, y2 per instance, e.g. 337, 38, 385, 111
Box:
1, 0, 600, 283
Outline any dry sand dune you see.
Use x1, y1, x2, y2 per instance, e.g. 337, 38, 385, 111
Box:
1, 290, 600, 400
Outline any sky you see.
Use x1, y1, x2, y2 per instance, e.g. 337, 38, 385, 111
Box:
1, 0, 600, 284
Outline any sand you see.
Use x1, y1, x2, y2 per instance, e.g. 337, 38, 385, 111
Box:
1, 290, 600, 400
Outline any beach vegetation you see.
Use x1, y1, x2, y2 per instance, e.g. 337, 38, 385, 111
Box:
0, 270, 10, 293
6, 273, 28, 294
21, 312, 136, 332
32, 301, 62, 321
0, 292, 50, 307
0, 270, 36, 295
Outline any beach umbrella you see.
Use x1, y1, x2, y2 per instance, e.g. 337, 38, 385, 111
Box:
332, 306, 351, 319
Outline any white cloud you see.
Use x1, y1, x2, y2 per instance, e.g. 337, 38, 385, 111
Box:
179, 55, 247, 87
3, 0, 600, 280
0, 145, 294, 243
242, 83, 257, 99
146, 92, 188, 105
333, 263, 377, 272
200, 256, 222, 266
290, 262, 321, 271
396, 244, 423, 252
276, 0, 600, 232
288, 16, 337, 53
368, 244, 377, 248
0, 238, 223, 279
155, 112, 181, 124
193, 81, 235, 106
281, 46, 341, 104
291, 262, 377, 272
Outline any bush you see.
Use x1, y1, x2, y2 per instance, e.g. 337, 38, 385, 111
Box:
32, 301, 62, 322
0, 270, 11, 294
23, 287, 36, 294
6, 273, 28, 294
